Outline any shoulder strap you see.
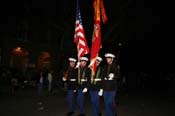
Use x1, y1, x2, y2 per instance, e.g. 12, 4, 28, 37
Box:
82, 67, 87, 79
95, 67, 101, 79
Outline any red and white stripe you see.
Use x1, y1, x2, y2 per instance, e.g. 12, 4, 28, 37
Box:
74, 19, 89, 58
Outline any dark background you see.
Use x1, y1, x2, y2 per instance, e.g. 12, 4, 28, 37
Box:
0, 0, 174, 89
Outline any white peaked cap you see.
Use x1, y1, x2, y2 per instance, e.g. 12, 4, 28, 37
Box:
96, 57, 102, 62
68, 58, 77, 62
80, 57, 89, 61
105, 53, 115, 58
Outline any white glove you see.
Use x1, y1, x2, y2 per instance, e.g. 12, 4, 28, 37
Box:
98, 89, 103, 96
73, 90, 77, 93
62, 77, 66, 81
82, 88, 88, 93
75, 62, 80, 69
108, 73, 114, 80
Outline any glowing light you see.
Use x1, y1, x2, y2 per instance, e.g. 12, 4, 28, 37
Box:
15, 47, 21, 52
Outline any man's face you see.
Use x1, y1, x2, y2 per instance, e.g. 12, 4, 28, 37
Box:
80, 60, 87, 67
96, 60, 100, 66
69, 61, 75, 68
106, 57, 113, 64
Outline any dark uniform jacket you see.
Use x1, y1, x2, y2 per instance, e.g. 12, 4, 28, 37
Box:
64, 67, 78, 90
102, 62, 120, 91
89, 66, 103, 91
77, 66, 91, 90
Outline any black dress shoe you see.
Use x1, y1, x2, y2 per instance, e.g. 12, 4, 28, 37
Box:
67, 112, 74, 116
98, 113, 102, 116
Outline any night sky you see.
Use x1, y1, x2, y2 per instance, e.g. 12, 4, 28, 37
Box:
0, 0, 173, 73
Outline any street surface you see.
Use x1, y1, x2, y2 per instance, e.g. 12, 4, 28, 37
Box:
0, 88, 174, 116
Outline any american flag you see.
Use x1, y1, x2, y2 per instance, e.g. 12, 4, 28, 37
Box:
74, 0, 90, 59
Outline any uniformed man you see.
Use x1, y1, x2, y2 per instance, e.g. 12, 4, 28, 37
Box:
76, 56, 91, 116
89, 57, 103, 116
62, 57, 77, 116
102, 53, 120, 116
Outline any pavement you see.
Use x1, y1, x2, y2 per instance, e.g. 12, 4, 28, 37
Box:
0, 87, 175, 116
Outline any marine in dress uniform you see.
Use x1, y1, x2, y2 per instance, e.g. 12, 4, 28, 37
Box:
89, 57, 103, 116
102, 53, 120, 116
62, 58, 78, 116
76, 57, 91, 116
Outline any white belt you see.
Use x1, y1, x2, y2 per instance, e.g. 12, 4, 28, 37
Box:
94, 78, 101, 81
81, 79, 87, 82
108, 78, 113, 80
104, 78, 113, 81
70, 79, 76, 81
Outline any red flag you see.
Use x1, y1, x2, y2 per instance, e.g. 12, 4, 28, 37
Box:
89, 22, 101, 75
74, 0, 90, 59
89, 0, 107, 77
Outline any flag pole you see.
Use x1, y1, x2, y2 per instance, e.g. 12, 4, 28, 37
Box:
74, 0, 90, 84
77, 43, 80, 84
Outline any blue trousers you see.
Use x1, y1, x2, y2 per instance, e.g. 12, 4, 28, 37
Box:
66, 90, 75, 112
90, 91, 100, 116
103, 91, 116, 116
77, 90, 85, 115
